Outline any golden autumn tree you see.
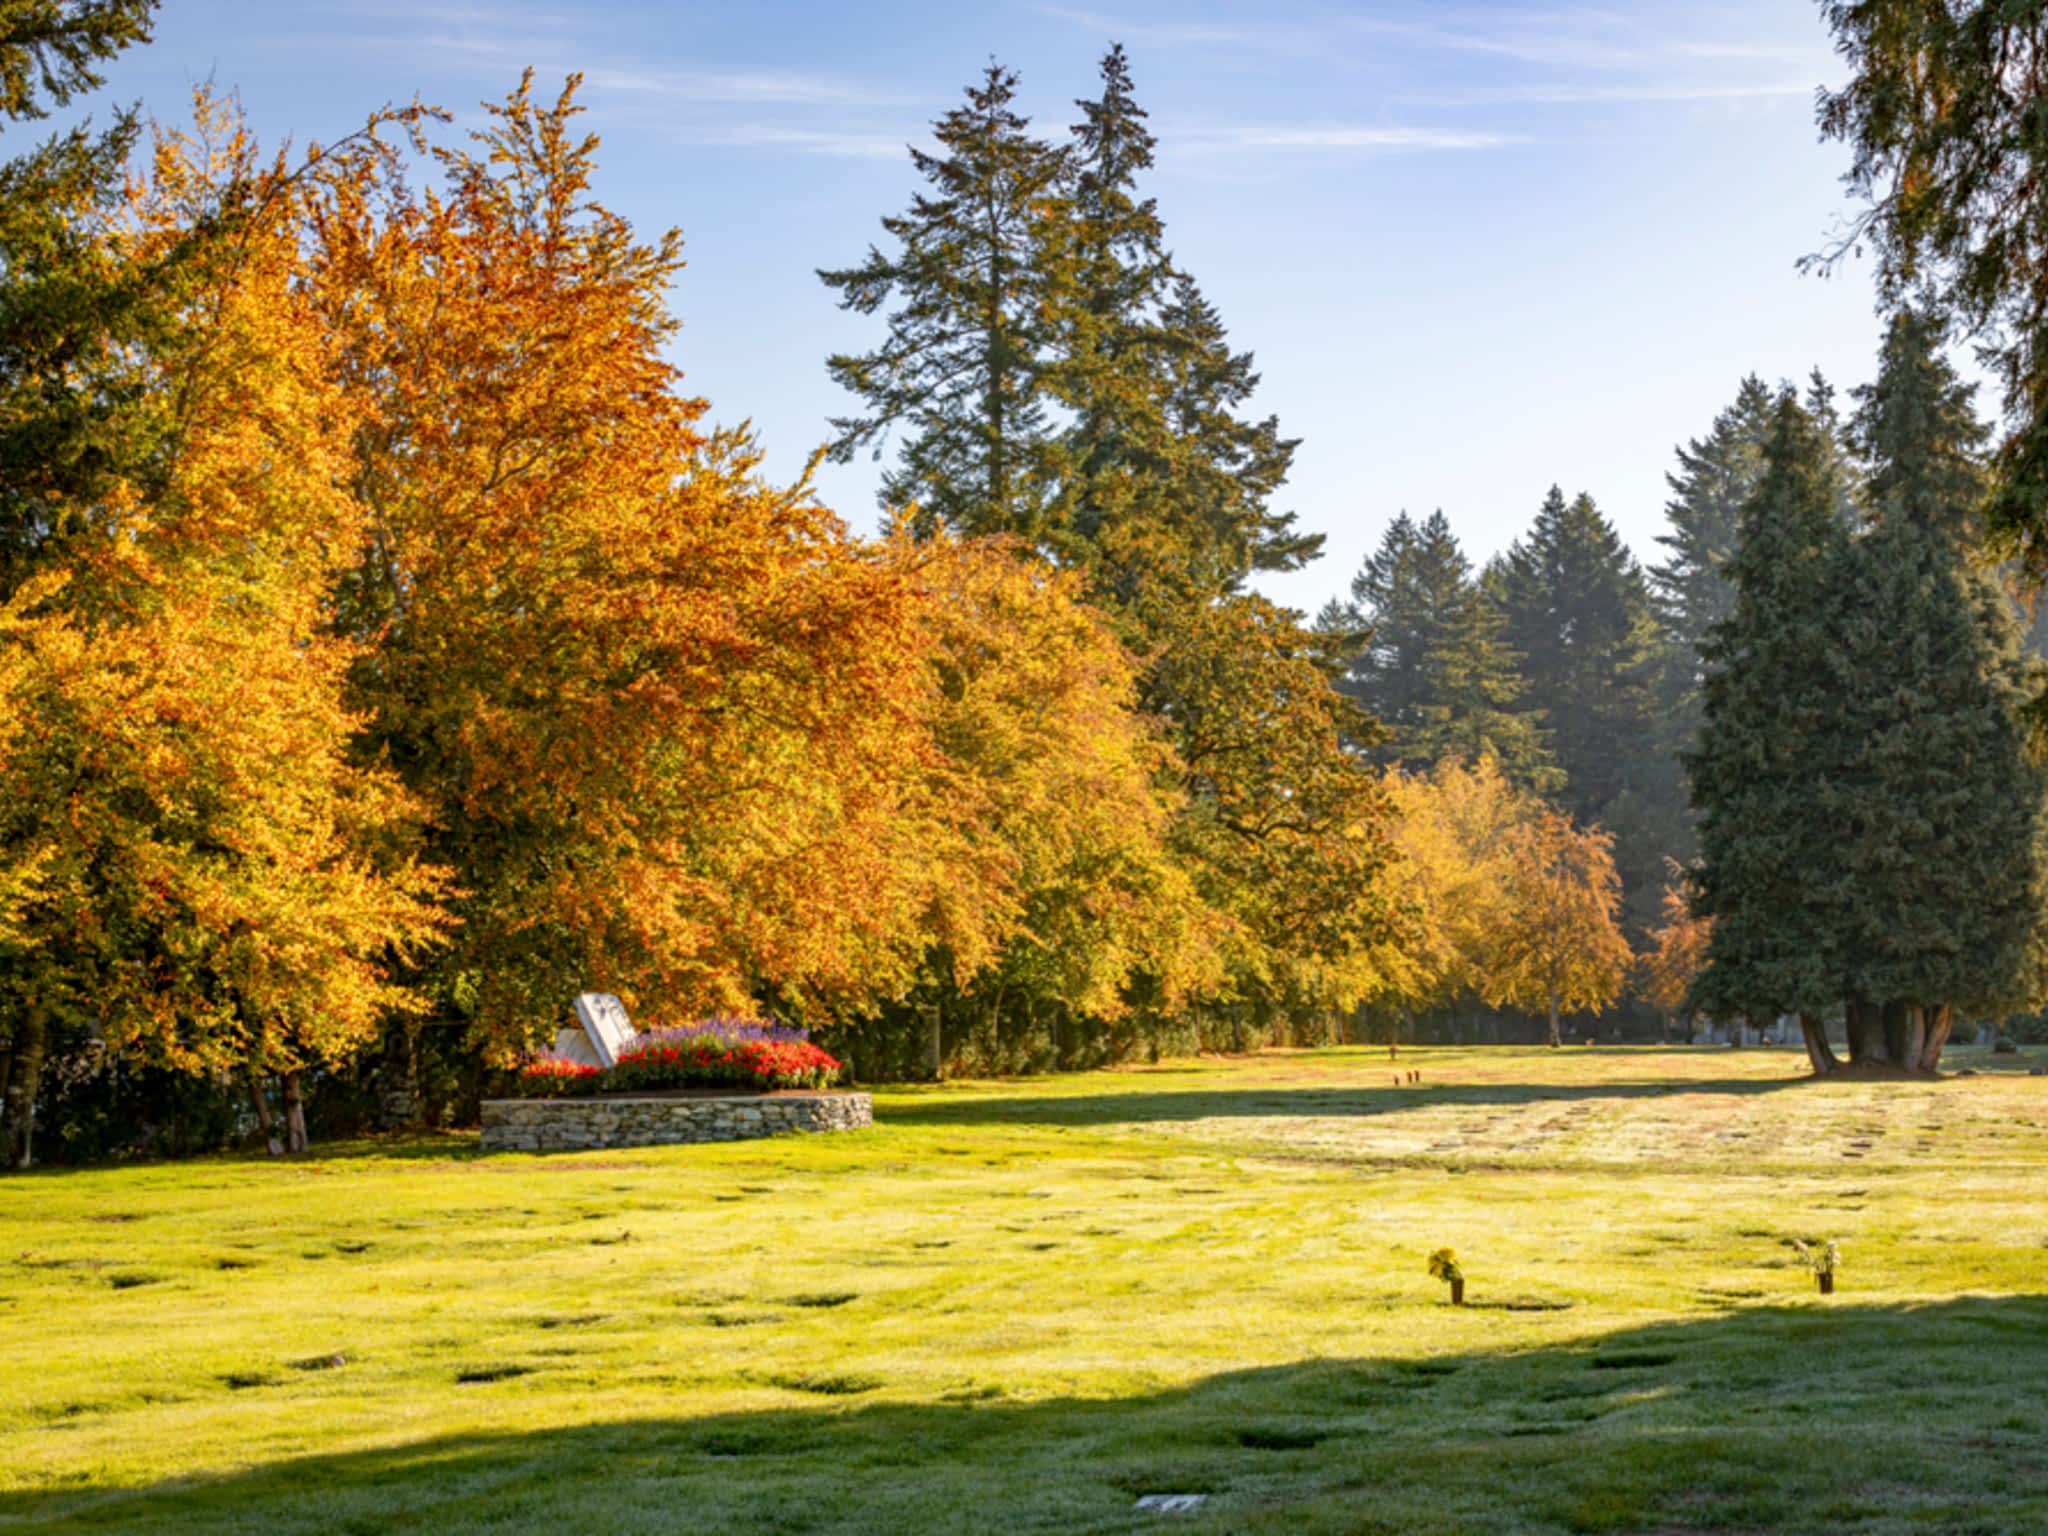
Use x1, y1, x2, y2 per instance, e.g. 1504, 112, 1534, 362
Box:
305, 74, 946, 1064
858, 528, 1214, 1074
1373, 756, 1528, 1032
0, 100, 445, 1162
1485, 806, 1632, 1047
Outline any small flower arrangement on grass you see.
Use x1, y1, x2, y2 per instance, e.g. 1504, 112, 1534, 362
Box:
513, 1016, 842, 1097
1428, 1246, 1466, 1306
1791, 1238, 1841, 1295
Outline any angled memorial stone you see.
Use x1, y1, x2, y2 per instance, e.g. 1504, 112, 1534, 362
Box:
552, 992, 638, 1068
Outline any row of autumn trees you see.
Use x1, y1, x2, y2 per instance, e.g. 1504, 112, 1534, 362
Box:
812, 49, 1642, 1061
5, 4, 2038, 1163
0, 15, 1461, 1166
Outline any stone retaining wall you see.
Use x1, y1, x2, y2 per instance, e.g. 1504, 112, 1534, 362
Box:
480, 1091, 872, 1153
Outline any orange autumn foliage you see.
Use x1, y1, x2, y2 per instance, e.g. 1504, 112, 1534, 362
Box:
305, 75, 947, 1052
1640, 864, 1713, 1020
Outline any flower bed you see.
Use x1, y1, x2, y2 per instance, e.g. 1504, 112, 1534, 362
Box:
513, 1016, 842, 1097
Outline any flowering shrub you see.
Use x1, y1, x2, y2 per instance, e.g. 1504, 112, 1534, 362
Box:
635, 1016, 814, 1048
513, 1016, 842, 1096
610, 1036, 842, 1092
515, 1059, 603, 1097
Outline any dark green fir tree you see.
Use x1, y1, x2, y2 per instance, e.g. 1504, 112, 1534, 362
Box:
1651, 374, 1773, 685
1819, 312, 2048, 1072
820, 63, 1068, 544
1687, 390, 1850, 1066
1325, 509, 1553, 786
1491, 487, 1673, 930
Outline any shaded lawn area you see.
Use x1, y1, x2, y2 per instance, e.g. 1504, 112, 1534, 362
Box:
3, 1045, 2046, 1534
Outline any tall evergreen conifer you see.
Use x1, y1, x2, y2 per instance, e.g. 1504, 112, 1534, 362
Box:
1821, 314, 2048, 1070
1687, 392, 1854, 1057
820, 64, 1068, 543
1328, 510, 1552, 785
1652, 374, 1773, 676
1492, 488, 1671, 930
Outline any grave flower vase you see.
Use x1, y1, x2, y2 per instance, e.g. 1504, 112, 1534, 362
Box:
1818, 1272, 1833, 1295
1450, 1278, 1465, 1306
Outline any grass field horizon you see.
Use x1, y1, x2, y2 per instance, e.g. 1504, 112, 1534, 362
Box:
6, 1044, 2047, 1534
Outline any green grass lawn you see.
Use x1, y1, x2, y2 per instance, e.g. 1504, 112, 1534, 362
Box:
5, 1045, 2048, 1534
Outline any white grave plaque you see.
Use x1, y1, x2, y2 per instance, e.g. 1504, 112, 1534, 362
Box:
569, 999, 638, 1073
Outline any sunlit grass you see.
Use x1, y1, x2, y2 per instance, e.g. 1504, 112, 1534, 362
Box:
3, 1045, 2046, 1533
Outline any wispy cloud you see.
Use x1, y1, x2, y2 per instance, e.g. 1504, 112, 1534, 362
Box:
1033, 1, 1836, 111
700, 125, 921, 160
306, 0, 928, 158
1177, 122, 1520, 154
583, 66, 917, 110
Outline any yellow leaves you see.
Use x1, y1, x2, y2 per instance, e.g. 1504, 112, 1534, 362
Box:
0, 92, 446, 1076
882, 527, 1198, 1017
1380, 756, 1631, 1020
1487, 806, 1632, 1018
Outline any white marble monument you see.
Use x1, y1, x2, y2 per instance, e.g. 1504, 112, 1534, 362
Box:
552, 992, 638, 1068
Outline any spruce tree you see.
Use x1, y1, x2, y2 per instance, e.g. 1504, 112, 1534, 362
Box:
1150, 273, 1320, 593
1053, 43, 1175, 584
1652, 374, 1773, 674
1329, 509, 1552, 785
1687, 391, 1854, 1060
820, 63, 1068, 543
1822, 313, 2048, 1071
1491, 487, 1671, 929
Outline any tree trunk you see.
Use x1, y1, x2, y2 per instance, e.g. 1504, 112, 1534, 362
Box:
1881, 1000, 1910, 1063
282, 1070, 308, 1155
926, 1006, 943, 1083
1799, 1013, 1840, 1076
2, 1003, 47, 1170
1901, 1005, 1927, 1073
1917, 1004, 1955, 1075
377, 1025, 420, 1132
248, 1069, 284, 1158
1845, 1000, 1890, 1065
1547, 991, 1561, 1048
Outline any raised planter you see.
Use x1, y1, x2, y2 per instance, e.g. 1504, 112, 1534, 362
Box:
480, 1091, 872, 1153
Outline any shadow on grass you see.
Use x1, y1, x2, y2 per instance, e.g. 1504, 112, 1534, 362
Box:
15, 1297, 2046, 1535
883, 1072, 1810, 1130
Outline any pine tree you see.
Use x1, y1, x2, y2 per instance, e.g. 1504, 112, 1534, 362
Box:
1652, 374, 1773, 675
1053, 43, 1175, 586
820, 63, 1068, 544
1329, 509, 1552, 785
1148, 273, 1320, 595
1491, 487, 1671, 929
1687, 391, 1853, 1055
1821, 313, 2048, 1071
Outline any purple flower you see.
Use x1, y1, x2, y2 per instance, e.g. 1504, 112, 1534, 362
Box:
637, 1015, 811, 1049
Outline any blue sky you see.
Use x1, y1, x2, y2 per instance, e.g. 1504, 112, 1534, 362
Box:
90, 1, 1885, 612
